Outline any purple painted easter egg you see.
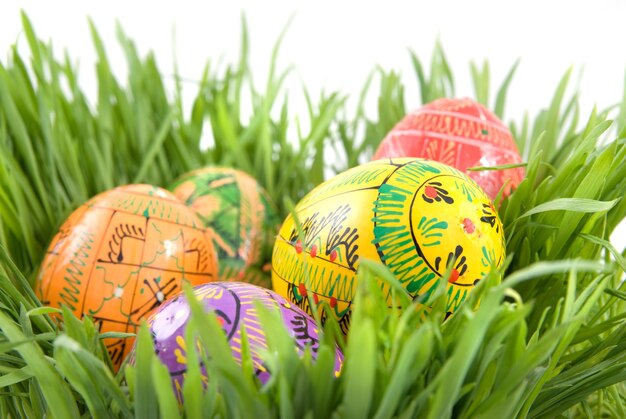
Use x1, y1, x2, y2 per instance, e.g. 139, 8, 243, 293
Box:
142, 282, 343, 401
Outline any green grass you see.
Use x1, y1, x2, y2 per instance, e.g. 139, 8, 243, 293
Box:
0, 12, 625, 418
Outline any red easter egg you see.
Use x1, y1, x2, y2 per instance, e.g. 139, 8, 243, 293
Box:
373, 98, 524, 199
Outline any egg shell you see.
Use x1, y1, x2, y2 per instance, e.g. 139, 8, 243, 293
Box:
271, 158, 505, 334
170, 167, 280, 287
141, 281, 343, 402
36, 184, 218, 370
373, 97, 524, 200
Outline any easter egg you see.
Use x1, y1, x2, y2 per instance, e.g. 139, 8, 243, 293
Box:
36, 184, 218, 370
141, 282, 343, 401
271, 158, 505, 333
170, 167, 279, 287
373, 97, 524, 200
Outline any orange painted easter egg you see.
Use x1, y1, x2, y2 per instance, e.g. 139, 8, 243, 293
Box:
170, 167, 279, 287
36, 184, 218, 370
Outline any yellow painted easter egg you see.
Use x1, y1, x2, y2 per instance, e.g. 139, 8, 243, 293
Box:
271, 158, 505, 333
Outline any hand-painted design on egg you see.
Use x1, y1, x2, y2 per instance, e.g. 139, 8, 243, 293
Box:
170, 168, 280, 287
373, 97, 525, 200
271, 158, 506, 333
36, 184, 218, 370
141, 282, 343, 401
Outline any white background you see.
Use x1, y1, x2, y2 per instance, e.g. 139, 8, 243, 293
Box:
1, 0, 625, 248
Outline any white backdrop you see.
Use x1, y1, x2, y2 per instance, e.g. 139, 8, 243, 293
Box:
1, 0, 625, 247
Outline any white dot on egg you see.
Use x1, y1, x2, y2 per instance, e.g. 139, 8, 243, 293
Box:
164, 240, 176, 257
157, 291, 165, 302
114, 286, 124, 298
